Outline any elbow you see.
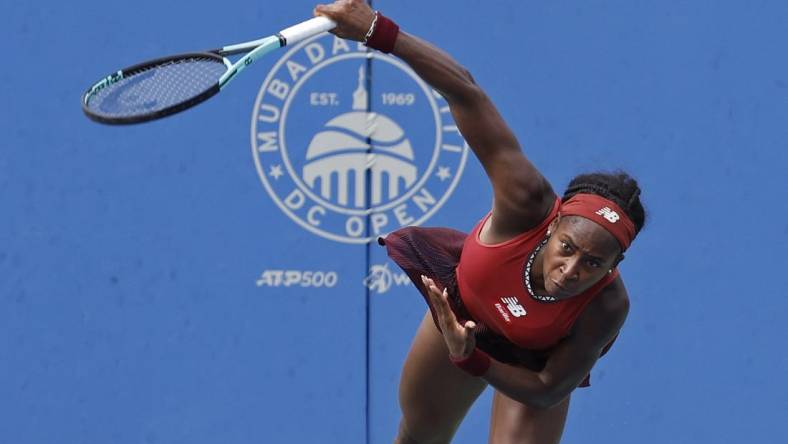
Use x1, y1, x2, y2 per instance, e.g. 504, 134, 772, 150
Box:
518, 392, 563, 411
459, 71, 484, 103
515, 379, 568, 411
460, 67, 478, 87
530, 392, 568, 411
441, 67, 484, 105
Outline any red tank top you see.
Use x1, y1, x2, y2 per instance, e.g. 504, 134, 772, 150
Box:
456, 198, 619, 350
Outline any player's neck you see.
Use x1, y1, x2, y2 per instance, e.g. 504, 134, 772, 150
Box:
529, 247, 548, 295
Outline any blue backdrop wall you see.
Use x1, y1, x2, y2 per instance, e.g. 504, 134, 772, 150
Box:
2, 1, 787, 443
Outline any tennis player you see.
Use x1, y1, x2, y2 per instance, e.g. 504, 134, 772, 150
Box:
315, 2, 646, 443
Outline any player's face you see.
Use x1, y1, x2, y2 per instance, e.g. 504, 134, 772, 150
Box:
541, 216, 622, 299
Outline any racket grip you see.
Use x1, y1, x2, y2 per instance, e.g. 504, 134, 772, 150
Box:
279, 16, 337, 45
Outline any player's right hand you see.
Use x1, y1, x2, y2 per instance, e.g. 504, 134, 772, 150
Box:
314, 0, 376, 42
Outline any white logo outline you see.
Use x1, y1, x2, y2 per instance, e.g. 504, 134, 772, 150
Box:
501, 296, 527, 318
363, 263, 413, 294
595, 207, 620, 223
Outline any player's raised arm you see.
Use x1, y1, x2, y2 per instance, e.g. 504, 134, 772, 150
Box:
315, 0, 557, 236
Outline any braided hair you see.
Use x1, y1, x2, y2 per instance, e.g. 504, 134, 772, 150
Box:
562, 171, 646, 235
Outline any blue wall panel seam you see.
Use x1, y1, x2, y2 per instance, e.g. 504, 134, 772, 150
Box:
364, 2, 374, 443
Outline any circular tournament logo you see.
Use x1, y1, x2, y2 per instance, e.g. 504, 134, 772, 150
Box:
251, 34, 468, 244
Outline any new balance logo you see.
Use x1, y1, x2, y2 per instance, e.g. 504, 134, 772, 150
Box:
595, 207, 620, 223
501, 297, 527, 318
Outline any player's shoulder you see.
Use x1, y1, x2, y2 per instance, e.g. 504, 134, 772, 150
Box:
591, 274, 630, 322
486, 192, 559, 243
571, 275, 629, 346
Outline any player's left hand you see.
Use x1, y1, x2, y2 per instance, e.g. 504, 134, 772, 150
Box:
421, 275, 478, 360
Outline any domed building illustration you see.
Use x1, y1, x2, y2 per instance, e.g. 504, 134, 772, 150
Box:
303, 66, 417, 208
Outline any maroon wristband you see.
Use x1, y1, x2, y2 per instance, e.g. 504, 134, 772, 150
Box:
450, 348, 491, 377
365, 12, 400, 54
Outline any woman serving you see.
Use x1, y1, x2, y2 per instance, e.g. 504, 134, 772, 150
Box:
315, 2, 646, 443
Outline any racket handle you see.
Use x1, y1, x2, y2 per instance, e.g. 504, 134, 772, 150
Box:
279, 16, 337, 45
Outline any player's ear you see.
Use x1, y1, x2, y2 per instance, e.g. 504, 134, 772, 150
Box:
547, 215, 560, 237
612, 253, 625, 269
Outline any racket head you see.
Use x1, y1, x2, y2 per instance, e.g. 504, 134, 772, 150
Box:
82, 52, 228, 125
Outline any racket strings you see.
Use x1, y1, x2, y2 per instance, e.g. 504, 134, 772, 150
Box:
85, 57, 227, 119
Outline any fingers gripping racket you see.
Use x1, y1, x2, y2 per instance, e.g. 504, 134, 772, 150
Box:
82, 17, 336, 125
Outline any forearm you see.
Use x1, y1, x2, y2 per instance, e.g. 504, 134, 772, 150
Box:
482, 360, 569, 410
391, 31, 482, 105
389, 28, 528, 176
478, 323, 612, 410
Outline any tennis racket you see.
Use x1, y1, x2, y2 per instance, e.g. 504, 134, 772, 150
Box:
82, 16, 336, 125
